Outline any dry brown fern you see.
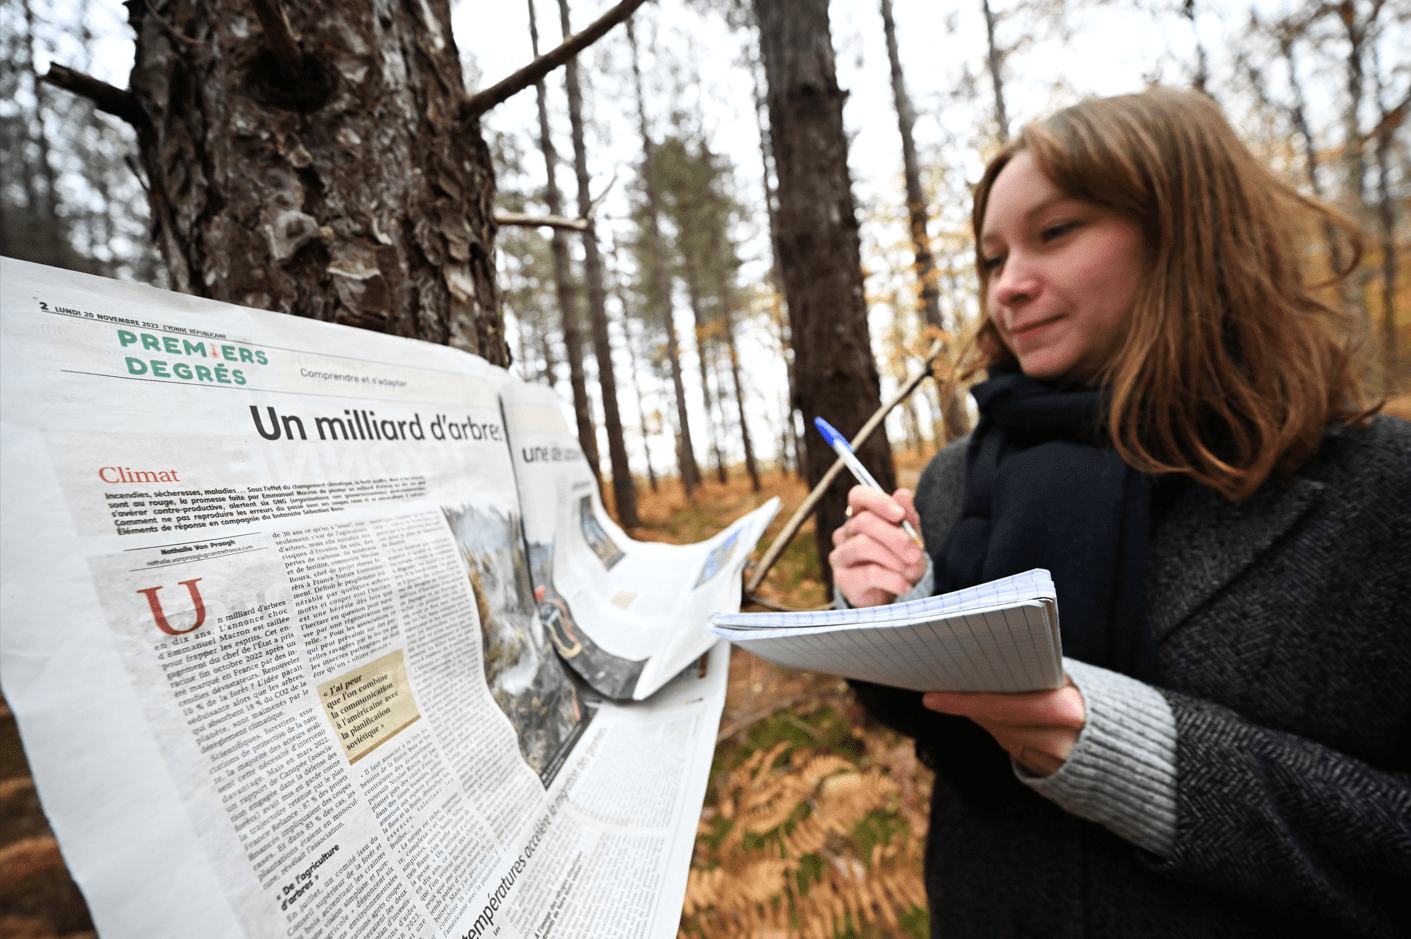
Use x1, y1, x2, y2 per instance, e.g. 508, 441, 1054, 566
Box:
683, 737, 926, 939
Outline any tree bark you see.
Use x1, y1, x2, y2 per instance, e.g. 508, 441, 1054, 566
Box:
124, 0, 506, 358
558, 0, 638, 526
754, 0, 895, 591
528, 0, 602, 494
627, 16, 700, 494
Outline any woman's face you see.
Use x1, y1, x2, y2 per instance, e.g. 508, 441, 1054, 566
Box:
979, 151, 1146, 382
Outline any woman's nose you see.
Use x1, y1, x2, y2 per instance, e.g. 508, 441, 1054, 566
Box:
991, 255, 1038, 307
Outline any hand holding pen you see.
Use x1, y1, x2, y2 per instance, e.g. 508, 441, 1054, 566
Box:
815, 417, 927, 608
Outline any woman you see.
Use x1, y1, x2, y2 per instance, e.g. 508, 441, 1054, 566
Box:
831, 88, 1410, 938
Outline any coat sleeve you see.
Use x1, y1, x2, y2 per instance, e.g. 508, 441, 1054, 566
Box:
1145, 690, 1411, 937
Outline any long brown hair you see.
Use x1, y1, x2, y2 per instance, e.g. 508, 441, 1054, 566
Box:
965, 88, 1373, 500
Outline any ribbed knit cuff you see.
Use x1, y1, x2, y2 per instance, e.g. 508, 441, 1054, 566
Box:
1015, 658, 1177, 858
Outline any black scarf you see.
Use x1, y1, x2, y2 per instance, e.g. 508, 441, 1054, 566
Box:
932, 369, 1164, 683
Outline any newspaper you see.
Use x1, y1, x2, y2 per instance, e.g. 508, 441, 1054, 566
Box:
0, 258, 759, 939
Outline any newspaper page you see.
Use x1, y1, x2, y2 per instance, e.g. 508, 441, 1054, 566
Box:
0, 258, 728, 939
502, 383, 778, 700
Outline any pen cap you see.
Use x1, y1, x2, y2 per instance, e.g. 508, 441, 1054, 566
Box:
813, 417, 847, 450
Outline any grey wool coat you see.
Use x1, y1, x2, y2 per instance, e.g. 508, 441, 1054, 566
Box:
850, 415, 1411, 938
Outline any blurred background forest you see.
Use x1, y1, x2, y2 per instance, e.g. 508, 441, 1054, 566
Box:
1, 0, 1407, 935
4, 0, 1408, 499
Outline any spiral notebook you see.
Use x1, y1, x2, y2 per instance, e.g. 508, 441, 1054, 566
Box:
709, 569, 1062, 693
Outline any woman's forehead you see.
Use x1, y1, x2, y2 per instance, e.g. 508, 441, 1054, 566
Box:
981, 154, 1076, 242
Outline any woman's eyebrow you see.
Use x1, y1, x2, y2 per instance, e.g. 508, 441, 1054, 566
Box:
980, 194, 1072, 244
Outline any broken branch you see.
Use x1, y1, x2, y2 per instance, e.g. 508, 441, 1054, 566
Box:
41, 65, 150, 132
495, 212, 589, 232
462, 0, 649, 117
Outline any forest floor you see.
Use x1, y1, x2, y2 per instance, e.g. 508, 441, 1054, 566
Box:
0, 448, 942, 939
625, 450, 941, 939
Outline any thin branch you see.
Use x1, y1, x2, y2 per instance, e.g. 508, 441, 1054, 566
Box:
142, 1, 201, 45
494, 212, 588, 231
586, 167, 619, 220
248, 0, 303, 80
744, 340, 944, 596
742, 589, 809, 613
462, 0, 649, 117
41, 65, 149, 131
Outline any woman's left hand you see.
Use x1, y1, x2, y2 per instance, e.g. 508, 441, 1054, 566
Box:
922, 677, 1086, 777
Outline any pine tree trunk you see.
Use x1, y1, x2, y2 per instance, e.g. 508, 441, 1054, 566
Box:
706, 341, 729, 484
126, 0, 506, 359
717, 281, 761, 492
1278, 31, 1346, 276
1371, 47, 1400, 379
752, 67, 801, 478
628, 17, 700, 494
608, 241, 659, 492
528, 0, 602, 493
754, 0, 895, 591
624, 316, 659, 492
559, 0, 638, 526
879, 0, 968, 442
683, 250, 726, 482
879, 0, 939, 329
980, 0, 1010, 143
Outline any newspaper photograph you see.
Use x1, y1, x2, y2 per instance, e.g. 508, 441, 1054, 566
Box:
502, 383, 778, 701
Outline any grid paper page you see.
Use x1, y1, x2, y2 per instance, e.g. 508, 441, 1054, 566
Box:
711, 569, 1055, 632
709, 569, 1061, 693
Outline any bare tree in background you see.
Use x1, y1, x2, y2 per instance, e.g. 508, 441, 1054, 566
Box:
627, 16, 702, 494
980, 0, 1012, 142
528, 0, 603, 490
754, 0, 896, 590
751, 60, 801, 477
879, 0, 969, 442
558, 0, 639, 526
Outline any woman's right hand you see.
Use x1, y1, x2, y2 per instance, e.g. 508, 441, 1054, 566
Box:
829, 485, 927, 608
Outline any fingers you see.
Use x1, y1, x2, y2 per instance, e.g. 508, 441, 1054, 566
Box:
920, 680, 1087, 776
892, 488, 923, 539
979, 721, 1081, 763
830, 518, 925, 586
839, 488, 925, 567
1016, 747, 1065, 776
921, 680, 1086, 730
846, 485, 908, 527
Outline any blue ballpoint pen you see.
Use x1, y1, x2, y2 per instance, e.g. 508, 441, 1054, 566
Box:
813, 416, 923, 546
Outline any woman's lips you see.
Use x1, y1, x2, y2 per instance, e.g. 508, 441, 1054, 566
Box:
1007, 315, 1062, 342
